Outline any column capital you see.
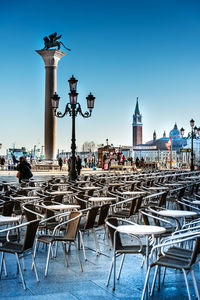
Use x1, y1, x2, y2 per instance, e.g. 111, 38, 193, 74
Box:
36, 49, 66, 67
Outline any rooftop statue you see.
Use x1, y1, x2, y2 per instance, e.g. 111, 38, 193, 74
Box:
43, 32, 71, 51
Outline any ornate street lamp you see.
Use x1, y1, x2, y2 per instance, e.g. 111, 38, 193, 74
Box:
190, 119, 195, 171
51, 75, 95, 181
180, 127, 185, 137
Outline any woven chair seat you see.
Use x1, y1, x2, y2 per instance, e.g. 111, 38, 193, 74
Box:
0, 242, 23, 254
153, 256, 191, 270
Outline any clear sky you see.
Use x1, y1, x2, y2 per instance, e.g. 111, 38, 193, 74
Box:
0, 0, 200, 154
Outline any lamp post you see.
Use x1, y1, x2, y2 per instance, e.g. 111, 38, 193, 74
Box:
51, 75, 95, 181
190, 119, 195, 171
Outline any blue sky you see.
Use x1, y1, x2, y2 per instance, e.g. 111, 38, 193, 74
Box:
0, 0, 200, 154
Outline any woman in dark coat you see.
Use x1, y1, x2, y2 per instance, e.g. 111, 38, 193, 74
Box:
16, 157, 32, 183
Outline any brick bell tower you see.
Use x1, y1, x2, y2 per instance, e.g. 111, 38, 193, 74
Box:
132, 98, 143, 146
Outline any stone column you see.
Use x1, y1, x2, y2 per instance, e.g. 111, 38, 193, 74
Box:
36, 49, 66, 161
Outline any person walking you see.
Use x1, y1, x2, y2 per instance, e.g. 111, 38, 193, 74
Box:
58, 157, 63, 171
76, 155, 82, 176
16, 157, 33, 183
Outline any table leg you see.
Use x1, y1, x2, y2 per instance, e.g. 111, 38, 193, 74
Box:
145, 235, 149, 300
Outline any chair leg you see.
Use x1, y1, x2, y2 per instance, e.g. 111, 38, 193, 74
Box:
3, 255, 7, 277
141, 265, 151, 300
15, 253, 26, 290
31, 253, 39, 282
92, 228, 100, 256
79, 231, 87, 261
140, 255, 145, 268
182, 269, 192, 300
191, 269, 200, 300
106, 258, 113, 287
150, 265, 159, 296
62, 242, 69, 267
53, 241, 58, 258
117, 254, 125, 280
45, 243, 52, 277
0, 252, 4, 277
162, 266, 167, 284
113, 252, 116, 291
32, 239, 38, 270
74, 241, 83, 272
22, 257, 26, 271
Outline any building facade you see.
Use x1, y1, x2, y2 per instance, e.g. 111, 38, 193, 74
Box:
132, 98, 143, 146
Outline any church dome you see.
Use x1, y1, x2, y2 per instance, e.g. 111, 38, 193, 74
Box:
169, 123, 180, 138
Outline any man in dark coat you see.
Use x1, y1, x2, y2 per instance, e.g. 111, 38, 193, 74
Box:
16, 157, 32, 183
76, 155, 82, 176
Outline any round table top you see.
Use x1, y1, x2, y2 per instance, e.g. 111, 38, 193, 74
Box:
192, 200, 200, 205
117, 224, 166, 235
44, 204, 80, 210
81, 186, 101, 190
20, 186, 40, 190
122, 191, 146, 195
89, 197, 116, 202
108, 183, 124, 186
148, 186, 169, 190
46, 191, 73, 195
0, 215, 21, 223
10, 196, 39, 201
158, 209, 197, 218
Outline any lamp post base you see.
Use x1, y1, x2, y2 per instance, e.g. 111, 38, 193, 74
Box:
69, 169, 77, 181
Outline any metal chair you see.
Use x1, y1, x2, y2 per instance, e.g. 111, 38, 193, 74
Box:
33, 211, 82, 277
105, 217, 146, 291
141, 233, 200, 300
79, 206, 100, 260
0, 219, 39, 290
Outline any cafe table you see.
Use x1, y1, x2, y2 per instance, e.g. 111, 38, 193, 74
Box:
46, 190, 73, 195
80, 186, 101, 190
122, 191, 146, 196
148, 186, 169, 191
108, 183, 124, 187
43, 204, 80, 211
0, 215, 21, 225
116, 224, 166, 299
89, 197, 116, 204
10, 195, 40, 201
157, 209, 197, 227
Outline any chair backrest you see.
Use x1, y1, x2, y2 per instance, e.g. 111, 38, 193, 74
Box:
54, 194, 63, 203
2, 200, 14, 216
97, 203, 110, 226
189, 237, 200, 267
75, 195, 87, 210
84, 206, 99, 230
24, 203, 38, 221
134, 196, 143, 214
158, 191, 168, 207
178, 187, 186, 199
23, 220, 39, 251
87, 189, 94, 197
141, 210, 150, 226
106, 217, 122, 250
65, 211, 82, 240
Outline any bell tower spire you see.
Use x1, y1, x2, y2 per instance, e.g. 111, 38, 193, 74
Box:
132, 97, 143, 146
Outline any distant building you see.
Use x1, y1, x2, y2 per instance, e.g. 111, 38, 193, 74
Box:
132, 103, 200, 168
132, 98, 143, 146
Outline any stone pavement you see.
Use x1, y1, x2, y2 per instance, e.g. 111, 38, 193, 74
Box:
0, 173, 198, 299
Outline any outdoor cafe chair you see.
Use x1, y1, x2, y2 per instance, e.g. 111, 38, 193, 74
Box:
33, 211, 82, 277
0, 219, 40, 290
78, 206, 100, 260
105, 217, 146, 291
141, 233, 200, 300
